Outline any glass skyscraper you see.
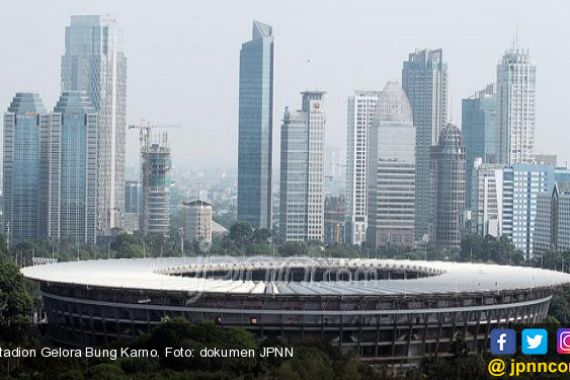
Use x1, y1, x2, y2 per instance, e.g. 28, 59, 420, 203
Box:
402, 49, 448, 241
41, 92, 98, 243
3, 93, 46, 244
237, 20, 274, 229
461, 83, 497, 209
61, 15, 127, 235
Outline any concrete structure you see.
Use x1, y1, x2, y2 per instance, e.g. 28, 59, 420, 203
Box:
40, 92, 98, 243
500, 164, 554, 258
472, 159, 504, 237
3, 93, 46, 244
345, 91, 380, 245
402, 49, 448, 241
62, 15, 127, 234
535, 154, 557, 166
367, 81, 415, 248
237, 20, 274, 229
429, 123, 466, 249
324, 195, 346, 245
496, 45, 536, 165
140, 134, 172, 236
181, 200, 213, 244
462, 84, 497, 208
280, 92, 325, 242
22, 257, 570, 368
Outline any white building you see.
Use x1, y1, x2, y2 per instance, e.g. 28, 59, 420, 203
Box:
496, 45, 536, 165
366, 81, 415, 248
280, 91, 325, 242
61, 15, 127, 234
181, 200, 213, 244
472, 159, 504, 237
345, 91, 380, 246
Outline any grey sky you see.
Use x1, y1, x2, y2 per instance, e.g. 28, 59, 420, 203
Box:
1, 0, 569, 170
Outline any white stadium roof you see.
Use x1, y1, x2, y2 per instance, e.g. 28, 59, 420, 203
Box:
21, 256, 570, 296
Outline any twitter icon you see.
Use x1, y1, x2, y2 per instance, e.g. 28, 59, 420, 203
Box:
522, 329, 548, 355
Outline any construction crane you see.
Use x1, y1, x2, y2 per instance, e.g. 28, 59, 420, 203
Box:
128, 119, 181, 151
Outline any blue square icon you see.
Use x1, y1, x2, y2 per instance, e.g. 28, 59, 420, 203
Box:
490, 328, 516, 355
522, 328, 548, 355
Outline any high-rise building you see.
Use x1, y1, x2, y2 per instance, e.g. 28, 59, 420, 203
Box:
324, 195, 346, 245
367, 81, 415, 248
534, 182, 570, 254
61, 15, 127, 235
462, 83, 497, 209
181, 200, 213, 244
472, 159, 504, 237
280, 91, 325, 242
3, 93, 46, 244
345, 91, 380, 245
40, 92, 98, 243
496, 46, 536, 165
501, 164, 554, 258
402, 49, 448, 240
535, 154, 557, 167
140, 134, 172, 236
125, 180, 141, 213
237, 20, 274, 229
429, 123, 465, 249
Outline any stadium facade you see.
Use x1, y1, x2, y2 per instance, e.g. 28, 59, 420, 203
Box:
22, 257, 570, 366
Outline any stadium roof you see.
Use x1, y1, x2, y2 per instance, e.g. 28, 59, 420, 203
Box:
21, 257, 570, 296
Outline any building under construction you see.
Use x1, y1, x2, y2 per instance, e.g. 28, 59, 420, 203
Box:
140, 132, 172, 236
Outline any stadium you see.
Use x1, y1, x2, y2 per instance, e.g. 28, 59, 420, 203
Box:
21, 256, 570, 366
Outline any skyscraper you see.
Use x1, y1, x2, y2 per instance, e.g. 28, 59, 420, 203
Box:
140, 134, 172, 236
345, 91, 381, 246
40, 91, 98, 243
3, 93, 46, 244
462, 83, 497, 209
367, 81, 415, 248
181, 200, 213, 244
472, 159, 504, 237
402, 49, 448, 240
280, 91, 325, 242
429, 123, 465, 249
61, 15, 127, 235
496, 45, 536, 165
237, 20, 274, 229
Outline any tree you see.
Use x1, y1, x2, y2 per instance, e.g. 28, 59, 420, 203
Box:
0, 260, 33, 324
229, 221, 254, 249
278, 242, 308, 257
111, 233, 144, 258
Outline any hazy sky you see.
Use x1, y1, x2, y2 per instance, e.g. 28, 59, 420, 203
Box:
1, 0, 569, 170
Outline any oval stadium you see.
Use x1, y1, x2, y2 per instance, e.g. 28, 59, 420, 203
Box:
21, 257, 570, 366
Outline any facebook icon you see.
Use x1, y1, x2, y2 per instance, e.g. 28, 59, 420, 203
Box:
490, 329, 516, 355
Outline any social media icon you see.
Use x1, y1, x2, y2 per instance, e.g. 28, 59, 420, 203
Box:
490, 329, 516, 355
522, 329, 548, 355
557, 328, 570, 354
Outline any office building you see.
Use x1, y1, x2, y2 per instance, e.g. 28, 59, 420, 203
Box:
237, 20, 274, 229
429, 123, 465, 249
40, 92, 98, 243
181, 200, 213, 244
324, 196, 346, 245
3, 93, 46, 244
496, 45, 536, 165
462, 83, 497, 208
535, 182, 570, 254
62, 15, 127, 235
402, 49, 448, 240
501, 164, 554, 258
367, 81, 416, 248
535, 154, 557, 166
280, 91, 325, 242
472, 159, 504, 237
345, 91, 380, 245
125, 180, 141, 213
140, 133, 172, 236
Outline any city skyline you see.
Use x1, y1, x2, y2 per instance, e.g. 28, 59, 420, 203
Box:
1, 1, 569, 170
